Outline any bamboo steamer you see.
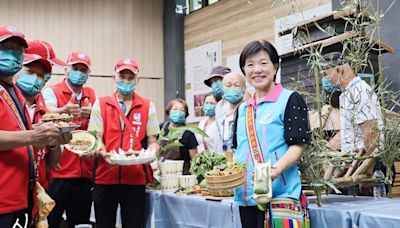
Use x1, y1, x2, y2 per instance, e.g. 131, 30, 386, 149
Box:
205, 170, 244, 182
205, 170, 245, 190
207, 189, 234, 197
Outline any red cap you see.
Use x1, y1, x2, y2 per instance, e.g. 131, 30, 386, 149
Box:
0, 25, 28, 48
114, 58, 139, 74
25, 40, 67, 66
66, 51, 91, 69
23, 53, 52, 73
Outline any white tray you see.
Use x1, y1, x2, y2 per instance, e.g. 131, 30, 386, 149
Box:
109, 148, 156, 166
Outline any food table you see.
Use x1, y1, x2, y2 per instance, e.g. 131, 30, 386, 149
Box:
308, 195, 400, 228
145, 191, 400, 228
151, 191, 241, 228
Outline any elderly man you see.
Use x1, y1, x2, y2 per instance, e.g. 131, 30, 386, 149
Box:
216, 72, 246, 158
88, 57, 160, 228
322, 52, 383, 155
0, 25, 64, 227
322, 52, 384, 195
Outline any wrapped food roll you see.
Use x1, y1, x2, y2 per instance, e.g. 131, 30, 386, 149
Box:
253, 160, 272, 204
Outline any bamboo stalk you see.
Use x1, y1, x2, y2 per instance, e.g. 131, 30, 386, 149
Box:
344, 150, 365, 177
352, 158, 377, 176
386, 162, 393, 198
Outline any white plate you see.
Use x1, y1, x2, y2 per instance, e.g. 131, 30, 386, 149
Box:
65, 131, 97, 155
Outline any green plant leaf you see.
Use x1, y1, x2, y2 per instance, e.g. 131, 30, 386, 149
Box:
161, 142, 183, 153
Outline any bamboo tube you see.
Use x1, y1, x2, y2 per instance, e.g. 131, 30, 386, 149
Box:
352, 174, 368, 181
333, 162, 348, 178
344, 150, 365, 177
352, 158, 377, 176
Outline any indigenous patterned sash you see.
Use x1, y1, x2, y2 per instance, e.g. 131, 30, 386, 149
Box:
0, 84, 35, 165
0, 84, 27, 130
245, 106, 264, 164
245, 105, 310, 228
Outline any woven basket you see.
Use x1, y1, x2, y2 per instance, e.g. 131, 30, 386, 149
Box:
207, 189, 234, 197
205, 171, 245, 191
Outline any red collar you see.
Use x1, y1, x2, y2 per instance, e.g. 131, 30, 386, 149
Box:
34, 93, 48, 114
59, 79, 75, 95
247, 83, 284, 108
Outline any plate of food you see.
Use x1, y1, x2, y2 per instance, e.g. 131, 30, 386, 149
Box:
109, 148, 156, 166
65, 131, 98, 155
42, 112, 73, 123
42, 113, 79, 132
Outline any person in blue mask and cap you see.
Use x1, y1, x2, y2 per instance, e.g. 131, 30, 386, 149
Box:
43, 51, 97, 228
204, 65, 231, 102
0, 25, 63, 228
321, 51, 384, 196
87, 57, 160, 227
159, 98, 199, 174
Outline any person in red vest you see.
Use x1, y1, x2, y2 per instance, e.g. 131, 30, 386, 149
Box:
42, 51, 96, 227
0, 25, 63, 227
15, 41, 72, 226
87, 57, 160, 228
19, 40, 69, 190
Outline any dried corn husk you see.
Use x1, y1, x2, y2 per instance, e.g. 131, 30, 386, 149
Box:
36, 182, 56, 228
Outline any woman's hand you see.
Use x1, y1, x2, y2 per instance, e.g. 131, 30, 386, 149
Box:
270, 167, 280, 180
252, 166, 280, 182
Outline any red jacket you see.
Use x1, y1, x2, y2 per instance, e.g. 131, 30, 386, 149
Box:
0, 81, 34, 214
31, 93, 51, 189
50, 80, 96, 179
95, 92, 153, 185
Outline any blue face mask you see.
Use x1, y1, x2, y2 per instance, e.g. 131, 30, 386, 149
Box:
16, 72, 45, 97
116, 82, 137, 96
322, 78, 339, 93
203, 104, 216, 117
44, 73, 51, 83
68, 70, 88, 86
169, 110, 186, 124
0, 50, 23, 77
211, 81, 223, 98
224, 88, 244, 104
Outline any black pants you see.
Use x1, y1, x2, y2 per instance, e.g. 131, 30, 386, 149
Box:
47, 178, 93, 228
0, 209, 32, 228
93, 184, 146, 228
239, 206, 265, 228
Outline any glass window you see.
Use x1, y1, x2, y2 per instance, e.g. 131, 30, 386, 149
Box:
186, 0, 220, 14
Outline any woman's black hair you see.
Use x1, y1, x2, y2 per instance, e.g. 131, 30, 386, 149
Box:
239, 40, 280, 81
203, 92, 217, 103
165, 98, 189, 117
